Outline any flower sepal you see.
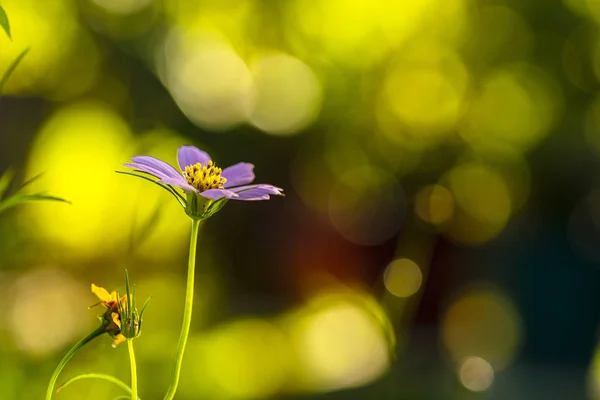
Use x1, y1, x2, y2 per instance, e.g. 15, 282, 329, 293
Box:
203, 197, 229, 219
118, 270, 151, 341
185, 192, 211, 220
185, 192, 229, 221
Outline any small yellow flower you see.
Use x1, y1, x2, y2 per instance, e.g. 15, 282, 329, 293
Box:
91, 284, 127, 348
90, 276, 149, 348
91, 284, 126, 307
110, 312, 126, 348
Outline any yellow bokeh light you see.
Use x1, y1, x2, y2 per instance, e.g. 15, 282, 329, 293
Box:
163, 0, 254, 48
442, 288, 522, 370
459, 356, 495, 392
23, 102, 188, 259
383, 258, 423, 298
382, 45, 469, 134
449, 163, 510, 226
249, 53, 322, 135
24, 101, 133, 253
414, 184, 454, 226
90, 0, 153, 15
287, 0, 443, 67
289, 290, 392, 391
8, 269, 89, 355
160, 31, 252, 131
444, 162, 512, 244
0, 0, 100, 98
461, 65, 562, 155
199, 318, 293, 399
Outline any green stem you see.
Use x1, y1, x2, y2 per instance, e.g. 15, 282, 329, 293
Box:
56, 373, 135, 397
163, 219, 201, 400
46, 326, 105, 400
127, 339, 138, 400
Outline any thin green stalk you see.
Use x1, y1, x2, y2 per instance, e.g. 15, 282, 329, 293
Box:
56, 373, 135, 397
46, 326, 105, 400
163, 219, 200, 400
127, 339, 138, 400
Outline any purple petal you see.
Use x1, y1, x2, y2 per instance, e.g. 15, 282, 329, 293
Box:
199, 189, 239, 200
124, 163, 172, 180
125, 162, 195, 192
222, 163, 255, 188
129, 156, 181, 179
177, 146, 211, 171
158, 177, 196, 193
233, 184, 283, 194
231, 184, 284, 201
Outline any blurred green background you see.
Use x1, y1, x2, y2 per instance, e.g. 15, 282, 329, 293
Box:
1, 0, 600, 399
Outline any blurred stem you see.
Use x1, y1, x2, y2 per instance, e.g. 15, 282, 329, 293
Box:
45, 325, 105, 400
57, 373, 135, 398
163, 218, 201, 400
127, 339, 138, 400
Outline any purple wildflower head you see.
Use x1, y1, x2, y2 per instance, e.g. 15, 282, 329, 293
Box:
119, 145, 283, 220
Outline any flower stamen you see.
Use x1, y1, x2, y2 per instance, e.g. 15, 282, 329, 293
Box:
184, 161, 226, 192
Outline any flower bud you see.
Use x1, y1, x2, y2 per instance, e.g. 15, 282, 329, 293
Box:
91, 271, 150, 347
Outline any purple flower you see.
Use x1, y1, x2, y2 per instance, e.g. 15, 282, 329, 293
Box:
120, 146, 283, 219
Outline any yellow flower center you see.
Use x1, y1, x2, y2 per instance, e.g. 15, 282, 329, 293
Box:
184, 161, 227, 192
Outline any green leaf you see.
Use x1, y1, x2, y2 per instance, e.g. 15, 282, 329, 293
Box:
0, 5, 11, 40
0, 193, 71, 214
0, 48, 29, 95
18, 172, 44, 192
